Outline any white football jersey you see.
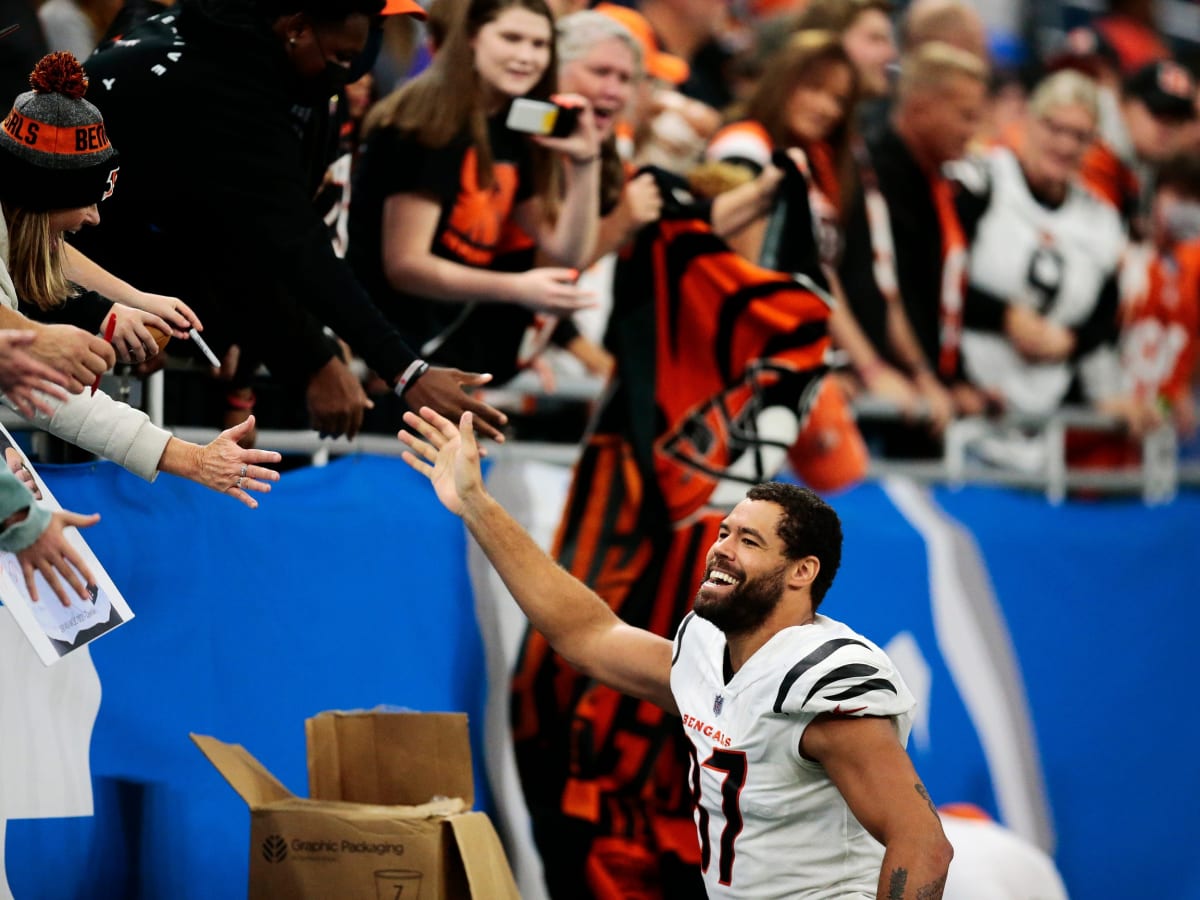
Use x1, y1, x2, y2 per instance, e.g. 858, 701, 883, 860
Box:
670, 611, 915, 899
960, 146, 1126, 414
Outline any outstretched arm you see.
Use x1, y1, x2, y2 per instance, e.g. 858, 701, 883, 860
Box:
802, 715, 953, 898
398, 407, 677, 713
62, 243, 202, 337
156, 416, 282, 510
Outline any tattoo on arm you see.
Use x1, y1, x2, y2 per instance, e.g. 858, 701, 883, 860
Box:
914, 783, 940, 821
887, 868, 908, 900
915, 874, 947, 899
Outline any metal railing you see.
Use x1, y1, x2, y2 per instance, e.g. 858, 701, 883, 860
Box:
7, 368, 1191, 503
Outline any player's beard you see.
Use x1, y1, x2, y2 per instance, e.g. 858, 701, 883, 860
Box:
694, 563, 788, 636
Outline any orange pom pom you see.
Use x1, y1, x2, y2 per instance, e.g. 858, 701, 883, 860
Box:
29, 52, 88, 99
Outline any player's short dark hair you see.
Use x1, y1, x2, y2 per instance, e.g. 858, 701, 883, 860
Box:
745, 482, 843, 608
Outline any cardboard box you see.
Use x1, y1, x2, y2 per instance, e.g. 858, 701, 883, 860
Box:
191, 711, 520, 900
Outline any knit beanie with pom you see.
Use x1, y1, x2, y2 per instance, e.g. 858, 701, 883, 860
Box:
0, 51, 120, 211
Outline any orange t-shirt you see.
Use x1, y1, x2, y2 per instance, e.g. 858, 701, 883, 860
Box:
1120, 239, 1200, 407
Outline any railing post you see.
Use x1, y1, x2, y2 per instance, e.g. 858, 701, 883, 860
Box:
146, 370, 164, 428
1044, 419, 1066, 505
1142, 424, 1178, 505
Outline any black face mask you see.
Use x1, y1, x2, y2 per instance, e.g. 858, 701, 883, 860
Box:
347, 22, 383, 83
298, 26, 356, 100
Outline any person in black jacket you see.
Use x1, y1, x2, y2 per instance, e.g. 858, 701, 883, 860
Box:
76, 0, 509, 441
0, 2, 50, 105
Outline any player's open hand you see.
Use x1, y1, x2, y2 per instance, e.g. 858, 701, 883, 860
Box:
398, 408, 487, 517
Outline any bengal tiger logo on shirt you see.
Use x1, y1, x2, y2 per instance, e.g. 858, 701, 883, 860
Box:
439, 147, 520, 267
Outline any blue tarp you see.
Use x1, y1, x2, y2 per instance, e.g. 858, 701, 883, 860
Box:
3, 456, 1197, 899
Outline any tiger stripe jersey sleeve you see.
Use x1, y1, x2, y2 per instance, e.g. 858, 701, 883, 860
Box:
670, 613, 917, 898
772, 625, 915, 750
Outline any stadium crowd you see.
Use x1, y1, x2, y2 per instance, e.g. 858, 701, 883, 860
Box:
0, 0, 1193, 482
0, 0, 1195, 894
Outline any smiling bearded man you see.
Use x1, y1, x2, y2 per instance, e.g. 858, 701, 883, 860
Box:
696, 551, 789, 634
399, 408, 955, 900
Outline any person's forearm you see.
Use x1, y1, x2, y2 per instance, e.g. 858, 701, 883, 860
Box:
0, 306, 35, 329
244, 296, 344, 386
538, 158, 600, 267
279, 234, 419, 384
386, 254, 528, 306
586, 206, 639, 267
25, 388, 170, 481
21, 291, 111, 333
877, 837, 952, 899
62, 244, 139, 303
155, 436, 200, 481
884, 301, 935, 378
460, 490, 620, 673
829, 294, 885, 373
711, 171, 776, 238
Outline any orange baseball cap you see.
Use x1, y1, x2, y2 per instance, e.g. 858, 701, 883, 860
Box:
382, 0, 427, 18
593, 3, 689, 86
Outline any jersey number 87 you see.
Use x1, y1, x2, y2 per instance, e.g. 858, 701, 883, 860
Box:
687, 744, 748, 886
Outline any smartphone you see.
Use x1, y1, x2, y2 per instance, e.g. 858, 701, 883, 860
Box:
506, 98, 579, 138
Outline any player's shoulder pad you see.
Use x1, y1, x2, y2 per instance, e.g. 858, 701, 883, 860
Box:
771, 633, 910, 719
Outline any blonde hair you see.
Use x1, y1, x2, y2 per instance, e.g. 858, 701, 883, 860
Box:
556, 10, 643, 77
1028, 69, 1098, 122
1, 202, 72, 310
899, 0, 983, 53
896, 40, 988, 103
555, 11, 644, 216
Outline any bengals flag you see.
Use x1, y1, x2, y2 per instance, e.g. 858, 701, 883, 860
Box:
511, 169, 866, 899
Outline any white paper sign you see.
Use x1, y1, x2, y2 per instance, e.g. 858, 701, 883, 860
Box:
0, 425, 133, 666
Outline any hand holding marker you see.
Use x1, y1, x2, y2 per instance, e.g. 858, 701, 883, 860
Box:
92, 313, 117, 395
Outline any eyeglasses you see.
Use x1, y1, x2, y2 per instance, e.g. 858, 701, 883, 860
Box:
1037, 116, 1094, 146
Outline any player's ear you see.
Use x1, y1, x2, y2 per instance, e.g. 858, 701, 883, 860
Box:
789, 556, 819, 591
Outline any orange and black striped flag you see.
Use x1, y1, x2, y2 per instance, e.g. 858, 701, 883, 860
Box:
511, 169, 847, 900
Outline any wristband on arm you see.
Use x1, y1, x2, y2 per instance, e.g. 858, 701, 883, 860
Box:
394, 359, 430, 398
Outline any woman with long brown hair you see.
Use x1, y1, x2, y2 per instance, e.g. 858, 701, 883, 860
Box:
711, 28, 928, 422
348, 0, 601, 377
707, 30, 858, 264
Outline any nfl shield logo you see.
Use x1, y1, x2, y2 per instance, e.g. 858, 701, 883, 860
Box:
713, 694, 724, 716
